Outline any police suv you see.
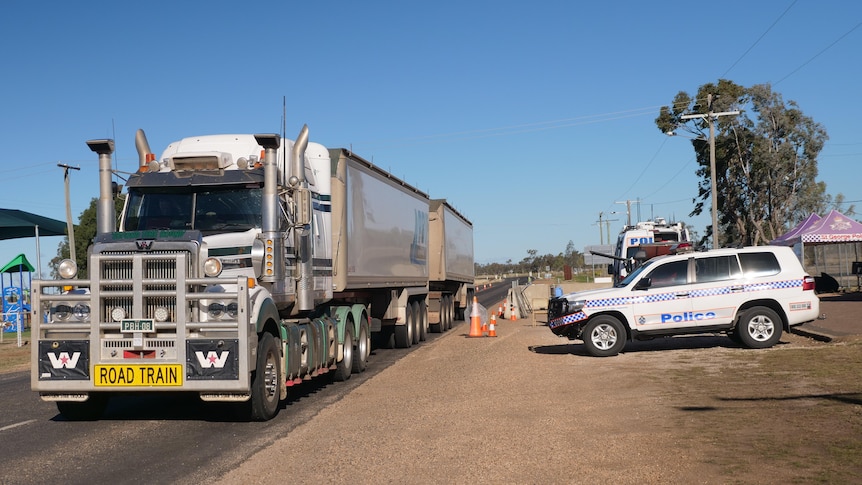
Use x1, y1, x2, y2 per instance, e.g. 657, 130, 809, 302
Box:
548, 246, 820, 357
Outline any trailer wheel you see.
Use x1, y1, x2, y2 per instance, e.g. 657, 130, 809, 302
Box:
418, 301, 428, 342
440, 295, 450, 331
395, 304, 414, 348
410, 300, 423, 345
736, 307, 782, 349
352, 318, 369, 373
248, 332, 281, 421
582, 316, 626, 357
446, 295, 455, 330
56, 393, 109, 421
335, 324, 354, 381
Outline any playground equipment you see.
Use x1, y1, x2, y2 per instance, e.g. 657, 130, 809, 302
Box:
1, 254, 33, 347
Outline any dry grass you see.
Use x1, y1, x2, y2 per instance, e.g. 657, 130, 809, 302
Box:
667, 337, 862, 484
0, 330, 30, 374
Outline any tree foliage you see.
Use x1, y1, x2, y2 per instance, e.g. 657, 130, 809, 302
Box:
475, 242, 584, 277
656, 80, 845, 246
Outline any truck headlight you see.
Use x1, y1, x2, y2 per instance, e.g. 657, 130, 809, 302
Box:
73, 303, 91, 320
111, 307, 126, 322
204, 257, 222, 277
58, 259, 78, 279
52, 304, 73, 321
207, 302, 225, 318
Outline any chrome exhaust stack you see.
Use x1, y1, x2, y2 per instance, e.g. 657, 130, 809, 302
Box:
255, 133, 283, 284
86, 139, 116, 236
290, 125, 314, 312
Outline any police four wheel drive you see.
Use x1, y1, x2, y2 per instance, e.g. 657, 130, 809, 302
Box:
548, 246, 820, 357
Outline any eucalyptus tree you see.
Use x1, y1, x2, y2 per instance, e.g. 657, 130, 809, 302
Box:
656, 79, 831, 246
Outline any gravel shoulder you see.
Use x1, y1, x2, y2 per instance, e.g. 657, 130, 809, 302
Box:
216, 318, 718, 484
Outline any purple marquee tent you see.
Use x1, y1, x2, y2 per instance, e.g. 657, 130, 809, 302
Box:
771, 210, 862, 289
769, 212, 821, 246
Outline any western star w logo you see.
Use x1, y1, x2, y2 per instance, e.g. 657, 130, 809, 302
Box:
136, 239, 154, 251
47, 352, 81, 369
194, 351, 230, 369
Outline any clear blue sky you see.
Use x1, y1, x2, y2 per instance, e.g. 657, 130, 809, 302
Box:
1, 0, 860, 276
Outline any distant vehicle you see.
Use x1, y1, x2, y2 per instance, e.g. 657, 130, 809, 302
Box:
548, 246, 820, 357
608, 218, 690, 283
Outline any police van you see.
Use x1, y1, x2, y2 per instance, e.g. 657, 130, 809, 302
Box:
610, 218, 690, 283
548, 246, 820, 357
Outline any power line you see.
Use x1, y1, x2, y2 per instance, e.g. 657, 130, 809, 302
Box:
774, 20, 862, 86
721, 0, 798, 78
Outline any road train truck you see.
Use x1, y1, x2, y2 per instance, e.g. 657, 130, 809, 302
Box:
31, 125, 474, 421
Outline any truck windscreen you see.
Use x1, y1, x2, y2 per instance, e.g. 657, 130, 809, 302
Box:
124, 187, 263, 233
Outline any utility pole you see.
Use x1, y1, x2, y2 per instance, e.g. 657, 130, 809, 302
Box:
58, 163, 80, 263
596, 212, 605, 245
615, 199, 637, 227
680, 94, 739, 249
604, 217, 618, 245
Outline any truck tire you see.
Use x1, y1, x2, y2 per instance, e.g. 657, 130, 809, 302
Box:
56, 393, 109, 421
582, 316, 626, 357
249, 332, 281, 421
335, 324, 354, 381
411, 301, 421, 345
395, 304, 414, 348
352, 318, 369, 373
417, 301, 428, 341
442, 295, 452, 331
736, 307, 782, 349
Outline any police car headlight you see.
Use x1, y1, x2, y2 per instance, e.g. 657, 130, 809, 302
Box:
73, 303, 90, 320
58, 259, 78, 279
204, 257, 222, 277
568, 300, 585, 313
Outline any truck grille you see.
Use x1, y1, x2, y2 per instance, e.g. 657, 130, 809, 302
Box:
98, 251, 193, 323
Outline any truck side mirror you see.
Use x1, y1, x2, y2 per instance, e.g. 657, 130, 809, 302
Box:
607, 264, 613, 275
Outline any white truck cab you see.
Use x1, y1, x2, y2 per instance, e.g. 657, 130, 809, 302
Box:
549, 246, 820, 356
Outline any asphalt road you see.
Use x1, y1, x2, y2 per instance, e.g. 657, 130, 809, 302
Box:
0, 280, 513, 485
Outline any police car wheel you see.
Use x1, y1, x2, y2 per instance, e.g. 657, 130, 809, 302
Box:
737, 307, 782, 349
582, 316, 626, 357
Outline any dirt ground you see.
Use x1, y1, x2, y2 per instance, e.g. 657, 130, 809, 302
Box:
4, 291, 860, 483
217, 293, 862, 485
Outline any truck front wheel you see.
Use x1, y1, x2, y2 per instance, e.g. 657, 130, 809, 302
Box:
248, 332, 281, 421
582, 316, 626, 357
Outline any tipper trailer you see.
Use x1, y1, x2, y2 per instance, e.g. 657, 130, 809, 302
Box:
31, 125, 473, 421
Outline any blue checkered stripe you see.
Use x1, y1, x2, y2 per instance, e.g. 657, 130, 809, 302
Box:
549, 311, 587, 329
688, 279, 802, 297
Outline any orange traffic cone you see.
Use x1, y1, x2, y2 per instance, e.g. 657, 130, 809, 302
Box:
488, 314, 497, 337
497, 304, 504, 317
510, 301, 517, 321
468, 296, 484, 338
